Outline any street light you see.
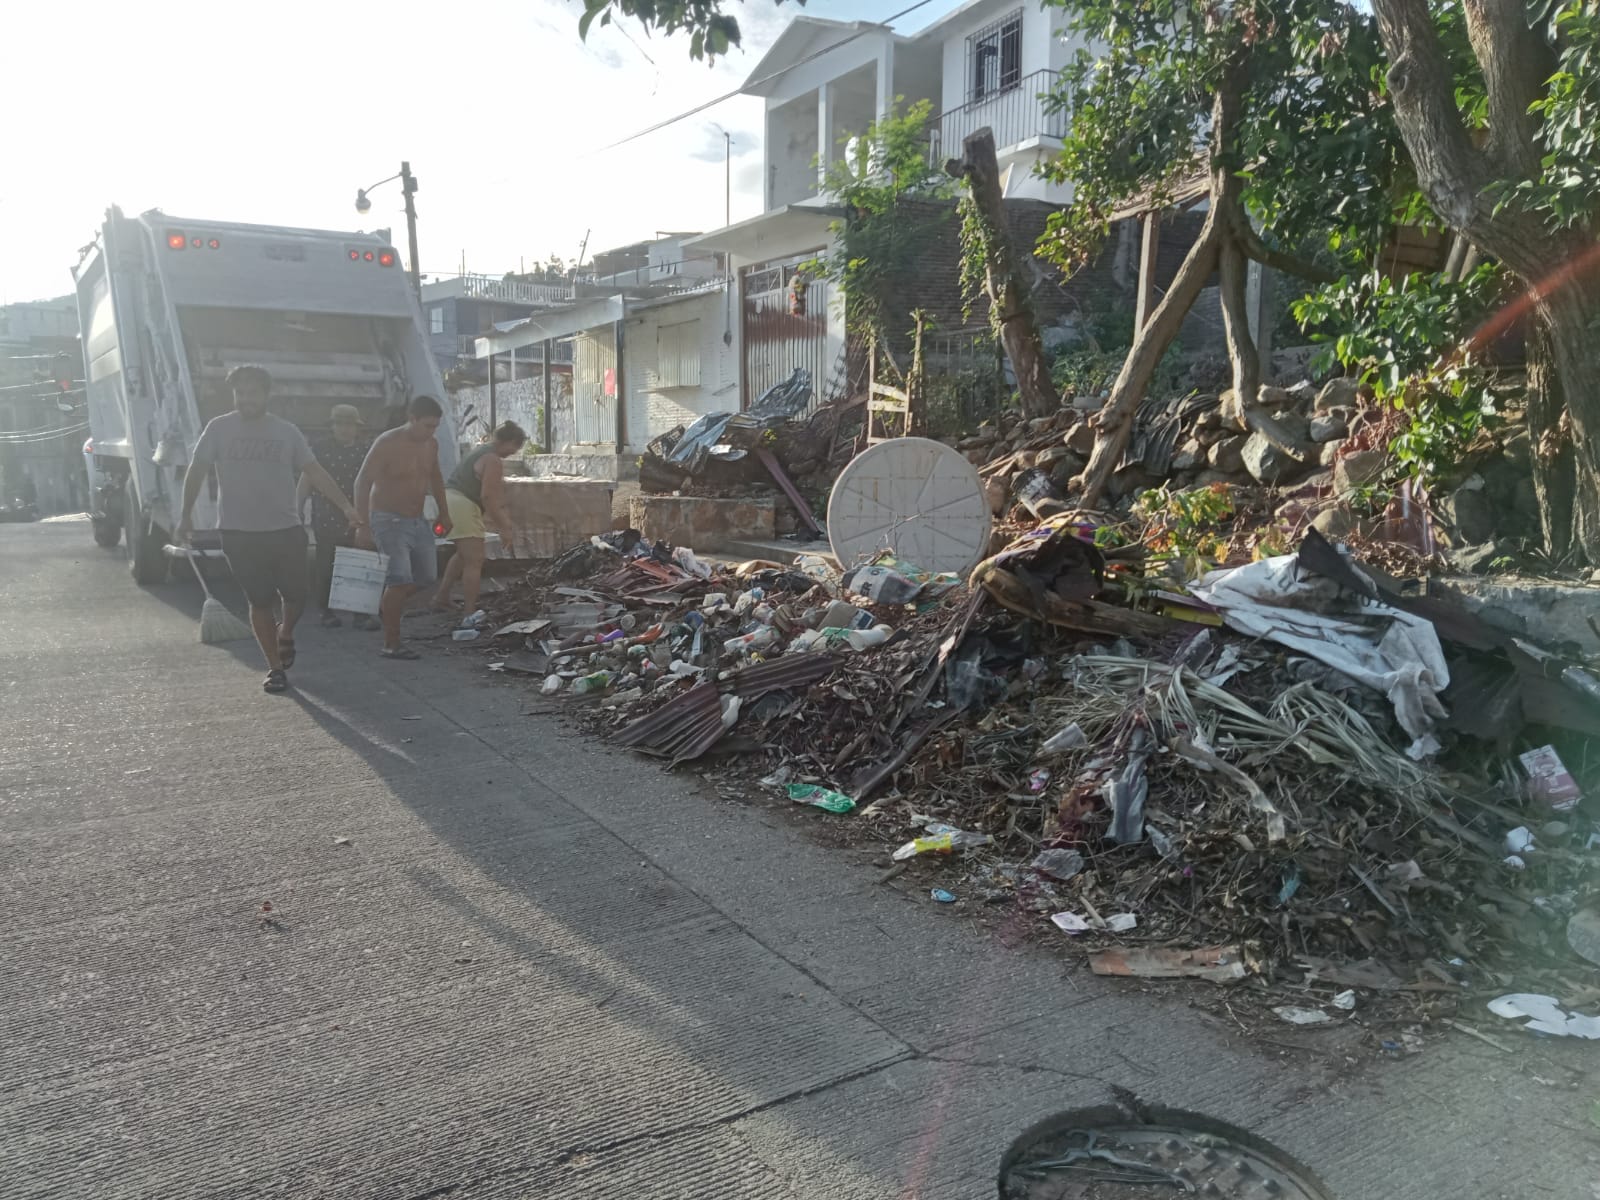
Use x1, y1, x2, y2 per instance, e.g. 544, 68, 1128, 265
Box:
354, 161, 421, 298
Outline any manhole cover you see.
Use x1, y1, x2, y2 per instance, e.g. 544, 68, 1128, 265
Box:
1000, 1106, 1333, 1199
827, 437, 992, 575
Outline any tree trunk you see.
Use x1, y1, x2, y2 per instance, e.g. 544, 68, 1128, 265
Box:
1373, 0, 1600, 564
1075, 49, 1249, 508
1217, 236, 1261, 414
946, 128, 1057, 420
1524, 320, 1577, 559
1074, 211, 1223, 506
1534, 283, 1600, 562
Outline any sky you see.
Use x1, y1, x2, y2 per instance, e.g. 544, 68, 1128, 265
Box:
0, 0, 969, 304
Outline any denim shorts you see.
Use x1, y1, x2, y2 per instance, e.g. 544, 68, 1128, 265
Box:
370, 512, 438, 587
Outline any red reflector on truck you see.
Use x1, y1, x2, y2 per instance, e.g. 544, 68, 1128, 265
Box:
167, 232, 186, 250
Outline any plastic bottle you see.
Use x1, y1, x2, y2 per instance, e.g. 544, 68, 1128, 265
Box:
451, 629, 481, 642
845, 624, 892, 651
724, 627, 778, 656
1041, 722, 1088, 753
571, 670, 614, 695
461, 609, 487, 629
541, 675, 563, 694
892, 830, 993, 861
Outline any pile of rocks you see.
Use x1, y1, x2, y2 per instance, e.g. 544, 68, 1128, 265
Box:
947, 371, 1540, 568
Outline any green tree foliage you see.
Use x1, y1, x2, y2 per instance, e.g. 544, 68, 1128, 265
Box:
1036, 0, 1409, 277
1293, 266, 1506, 481
576, 0, 799, 61
804, 100, 954, 346
1500, 0, 1600, 234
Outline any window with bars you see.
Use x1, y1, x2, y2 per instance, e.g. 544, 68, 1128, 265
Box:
967, 9, 1023, 103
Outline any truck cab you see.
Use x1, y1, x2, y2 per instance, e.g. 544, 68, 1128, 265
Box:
73, 208, 456, 582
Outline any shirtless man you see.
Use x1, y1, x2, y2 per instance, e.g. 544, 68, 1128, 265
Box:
352, 395, 453, 659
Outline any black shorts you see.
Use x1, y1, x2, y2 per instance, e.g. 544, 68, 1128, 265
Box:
221, 527, 310, 609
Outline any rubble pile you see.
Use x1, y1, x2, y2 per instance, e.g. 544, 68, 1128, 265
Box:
474, 516, 1600, 1016
956, 369, 1544, 576
637, 368, 858, 537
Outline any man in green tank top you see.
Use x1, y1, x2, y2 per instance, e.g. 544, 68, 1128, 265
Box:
432, 421, 527, 621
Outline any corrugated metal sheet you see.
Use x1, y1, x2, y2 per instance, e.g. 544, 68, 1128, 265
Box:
742, 253, 840, 417
573, 328, 617, 446
655, 318, 702, 388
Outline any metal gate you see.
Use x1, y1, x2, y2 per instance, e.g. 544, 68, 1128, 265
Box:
572, 327, 617, 447
741, 252, 843, 417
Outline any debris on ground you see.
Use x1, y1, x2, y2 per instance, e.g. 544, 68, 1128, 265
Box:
451, 371, 1600, 1042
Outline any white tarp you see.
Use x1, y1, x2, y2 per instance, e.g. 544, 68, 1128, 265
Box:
1191, 554, 1450, 752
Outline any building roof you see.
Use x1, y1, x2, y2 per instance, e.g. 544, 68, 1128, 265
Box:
907, 0, 1029, 42
740, 17, 900, 97
681, 203, 842, 261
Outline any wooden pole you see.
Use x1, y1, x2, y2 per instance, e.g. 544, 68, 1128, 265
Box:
1134, 210, 1161, 331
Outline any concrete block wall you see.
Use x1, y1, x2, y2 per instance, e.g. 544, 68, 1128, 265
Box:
501, 478, 615, 558
627, 494, 775, 552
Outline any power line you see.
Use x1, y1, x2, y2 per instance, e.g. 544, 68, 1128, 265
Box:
0, 424, 88, 444
591, 0, 942, 155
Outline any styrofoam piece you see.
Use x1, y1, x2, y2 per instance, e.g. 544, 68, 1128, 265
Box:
827, 437, 992, 575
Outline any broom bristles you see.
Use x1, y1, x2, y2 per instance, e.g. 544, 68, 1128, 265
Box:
199, 596, 255, 644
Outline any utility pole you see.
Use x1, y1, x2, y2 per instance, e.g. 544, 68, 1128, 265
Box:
400, 161, 421, 299
712, 124, 732, 227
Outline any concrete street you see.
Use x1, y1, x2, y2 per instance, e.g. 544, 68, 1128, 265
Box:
2, 517, 1595, 1199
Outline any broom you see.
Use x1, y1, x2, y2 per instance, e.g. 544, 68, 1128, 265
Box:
190, 554, 254, 644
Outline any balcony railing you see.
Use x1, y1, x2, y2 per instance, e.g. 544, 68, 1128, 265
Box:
457, 274, 574, 306
929, 69, 1067, 164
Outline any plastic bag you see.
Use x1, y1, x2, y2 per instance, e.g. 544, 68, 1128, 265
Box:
840, 564, 922, 605
786, 783, 855, 814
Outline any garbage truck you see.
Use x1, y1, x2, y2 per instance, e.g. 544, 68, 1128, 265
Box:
72, 207, 456, 583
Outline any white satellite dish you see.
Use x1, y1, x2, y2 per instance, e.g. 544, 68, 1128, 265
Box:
827, 437, 992, 576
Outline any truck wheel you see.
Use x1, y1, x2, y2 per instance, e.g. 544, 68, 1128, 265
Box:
125, 481, 167, 585
92, 518, 122, 548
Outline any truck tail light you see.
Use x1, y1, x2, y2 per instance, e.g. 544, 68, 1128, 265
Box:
363, 251, 375, 262
207, 238, 220, 250
190, 237, 202, 248
348, 249, 360, 261
167, 232, 186, 250
378, 249, 395, 267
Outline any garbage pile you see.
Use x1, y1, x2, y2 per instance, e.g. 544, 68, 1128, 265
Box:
638, 368, 856, 538
472, 512, 1600, 1019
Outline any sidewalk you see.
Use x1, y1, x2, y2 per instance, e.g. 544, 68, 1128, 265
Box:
0, 520, 1593, 1199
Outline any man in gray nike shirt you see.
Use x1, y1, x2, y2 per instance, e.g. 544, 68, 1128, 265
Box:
177, 365, 364, 693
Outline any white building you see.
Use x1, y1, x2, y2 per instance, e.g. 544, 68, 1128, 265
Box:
748, 1, 1082, 212
685, 1, 1089, 422
474, 4, 1097, 464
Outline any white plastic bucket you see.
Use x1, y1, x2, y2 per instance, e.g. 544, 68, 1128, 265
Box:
328, 546, 388, 616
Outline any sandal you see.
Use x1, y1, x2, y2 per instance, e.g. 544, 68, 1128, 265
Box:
379, 646, 421, 660
263, 668, 289, 694
278, 634, 297, 669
